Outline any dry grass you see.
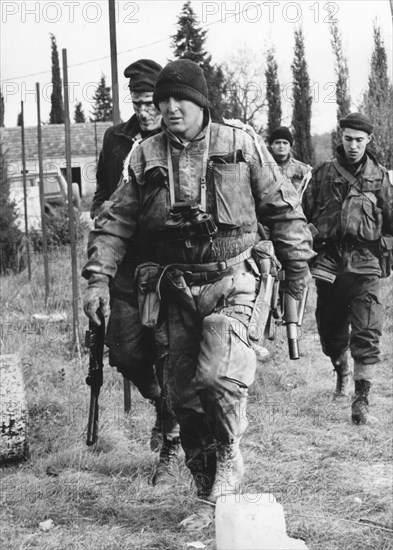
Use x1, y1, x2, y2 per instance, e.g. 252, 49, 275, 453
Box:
1, 245, 392, 549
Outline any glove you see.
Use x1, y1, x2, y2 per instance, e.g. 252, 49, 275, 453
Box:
284, 274, 312, 300
284, 261, 312, 300
83, 273, 110, 326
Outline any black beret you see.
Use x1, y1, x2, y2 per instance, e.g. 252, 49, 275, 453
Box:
339, 112, 373, 134
269, 126, 293, 146
124, 59, 162, 92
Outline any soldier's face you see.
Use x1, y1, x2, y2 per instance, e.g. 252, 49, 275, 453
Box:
271, 139, 291, 162
342, 128, 371, 164
159, 97, 204, 141
131, 92, 161, 132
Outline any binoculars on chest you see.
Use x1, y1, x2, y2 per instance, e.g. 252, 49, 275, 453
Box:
164, 199, 218, 242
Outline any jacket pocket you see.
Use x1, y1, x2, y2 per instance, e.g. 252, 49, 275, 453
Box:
138, 166, 170, 232
358, 199, 382, 241
213, 162, 255, 227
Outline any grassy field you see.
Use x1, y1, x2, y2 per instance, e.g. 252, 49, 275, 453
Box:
0, 240, 392, 550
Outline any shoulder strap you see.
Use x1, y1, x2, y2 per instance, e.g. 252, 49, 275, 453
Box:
332, 159, 357, 186
332, 159, 377, 203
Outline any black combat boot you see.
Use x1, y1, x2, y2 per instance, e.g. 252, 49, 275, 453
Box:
152, 435, 181, 486
332, 352, 352, 398
351, 380, 371, 424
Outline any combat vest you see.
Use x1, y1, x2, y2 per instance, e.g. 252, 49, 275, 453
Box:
131, 123, 260, 239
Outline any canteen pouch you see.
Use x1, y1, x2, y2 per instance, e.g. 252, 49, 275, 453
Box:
135, 262, 162, 327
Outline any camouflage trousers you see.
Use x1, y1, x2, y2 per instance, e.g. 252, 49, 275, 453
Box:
316, 273, 382, 365
156, 262, 258, 478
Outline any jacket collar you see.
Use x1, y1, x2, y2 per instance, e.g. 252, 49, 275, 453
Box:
114, 115, 141, 141
336, 145, 381, 178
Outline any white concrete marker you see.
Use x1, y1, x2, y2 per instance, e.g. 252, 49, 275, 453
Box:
0, 354, 29, 462
216, 493, 309, 550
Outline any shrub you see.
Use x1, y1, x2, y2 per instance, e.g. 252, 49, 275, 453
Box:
0, 140, 27, 275
30, 205, 85, 251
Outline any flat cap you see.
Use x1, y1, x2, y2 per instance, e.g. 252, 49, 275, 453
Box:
339, 112, 373, 134
124, 59, 162, 92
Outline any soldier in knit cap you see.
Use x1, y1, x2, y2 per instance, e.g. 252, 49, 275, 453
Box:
303, 112, 393, 424
89, 59, 180, 483
83, 59, 314, 530
268, 126, 312, 195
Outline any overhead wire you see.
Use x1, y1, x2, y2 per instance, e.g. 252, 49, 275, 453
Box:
1, 2, 265, 82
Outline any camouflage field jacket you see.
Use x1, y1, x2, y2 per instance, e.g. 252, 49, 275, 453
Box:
83, 118, 314, 281
302, 148, 393, 275
274, 154, 311, 193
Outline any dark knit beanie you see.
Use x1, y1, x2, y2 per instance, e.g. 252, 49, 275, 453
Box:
339, 112, 373, 134
269, 126, 293, 146
124, 59, 162, 92
153, 59, 209, 109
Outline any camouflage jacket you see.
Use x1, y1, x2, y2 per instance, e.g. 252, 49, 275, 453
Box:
83, 117, 314, 281
274, 154, 311, 194
302, 147, 393, 275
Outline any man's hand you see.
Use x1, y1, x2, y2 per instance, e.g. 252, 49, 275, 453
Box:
284, 274, 312, 300
284, 261, 312, 300
83, 273, 110, 325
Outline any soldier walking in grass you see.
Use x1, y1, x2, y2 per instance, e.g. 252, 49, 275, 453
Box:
268, 126, 312, 194
302, 112, 393, 424
88, 59, 180, 484
83, 59, 314, 530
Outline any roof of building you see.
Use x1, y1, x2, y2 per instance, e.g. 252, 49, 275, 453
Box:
0, 122, 113, 162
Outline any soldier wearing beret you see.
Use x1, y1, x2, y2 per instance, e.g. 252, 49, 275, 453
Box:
268, 126, 312, 195
89, 59, 180, 483
303, 112, 393, 424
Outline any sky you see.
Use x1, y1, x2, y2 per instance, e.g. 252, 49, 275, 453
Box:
1, 0, 392, 133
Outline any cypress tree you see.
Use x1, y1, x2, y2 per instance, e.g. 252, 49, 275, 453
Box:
49, 33, 64, 124
330, 21, 351, 151
0, 91, 4, 127
265, 48, 282, 138
362, 23, 392, 169
291, 27, 314, 164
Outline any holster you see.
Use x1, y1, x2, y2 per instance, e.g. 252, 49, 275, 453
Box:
134, 262, 162, 328
379, 235, 393, 278
161, 269, 197, 315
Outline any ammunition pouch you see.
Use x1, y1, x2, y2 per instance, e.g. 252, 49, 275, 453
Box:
134, 262, 162, 328
379, 235, 393, 278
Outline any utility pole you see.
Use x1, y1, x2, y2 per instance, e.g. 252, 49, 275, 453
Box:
62, 48, 81, 362
108, 0, 120, 124
36, 82, 50, 306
